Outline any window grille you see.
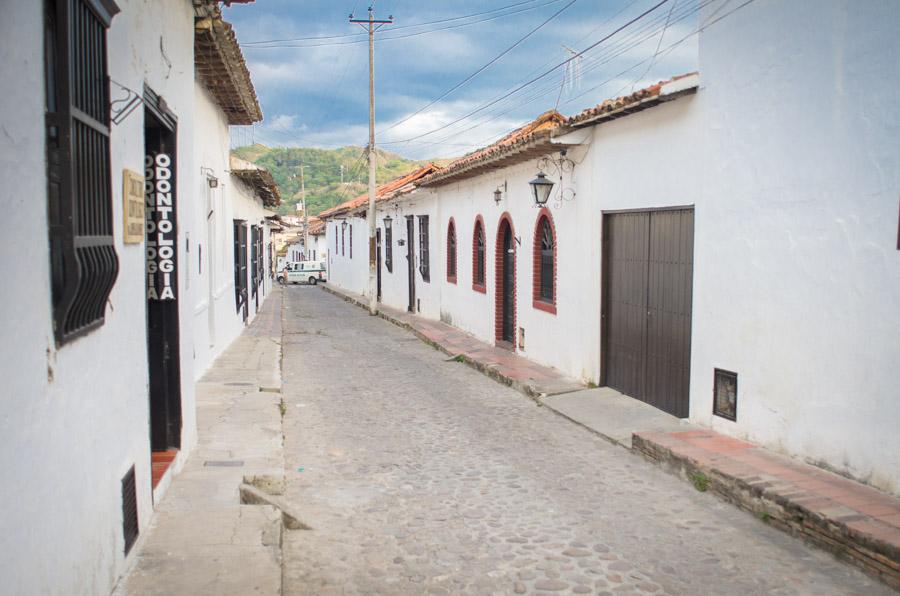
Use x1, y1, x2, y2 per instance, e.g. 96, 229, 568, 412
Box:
385, 224, 393, 272
447, 219, 457, 282
539, 216, 554, 302
350, 224, 353, 259
45, 0, 121, 344
418, 215, 430, 282
473, 218, 486, 289
341, 226, 345, 256
250, 225, 260, 297
233, 221, 247, 313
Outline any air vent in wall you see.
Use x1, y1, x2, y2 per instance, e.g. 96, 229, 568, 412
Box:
122, 465, 139, 555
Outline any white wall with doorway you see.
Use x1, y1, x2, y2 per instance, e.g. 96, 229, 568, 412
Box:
0, 1, 197, 593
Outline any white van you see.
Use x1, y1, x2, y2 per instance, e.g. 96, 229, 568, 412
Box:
278, 260, 327, 285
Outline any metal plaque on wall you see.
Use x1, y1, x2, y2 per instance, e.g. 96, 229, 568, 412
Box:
122, 169, 145, 244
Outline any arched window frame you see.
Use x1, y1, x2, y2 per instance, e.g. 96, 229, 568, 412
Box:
472, 215, 486, 293
532, 208, 557, 314
446, 218, 457, 284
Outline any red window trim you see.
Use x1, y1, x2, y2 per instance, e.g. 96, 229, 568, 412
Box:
532, 207, 557, 315
446, 217, 457, 284
472, 214, 486, 293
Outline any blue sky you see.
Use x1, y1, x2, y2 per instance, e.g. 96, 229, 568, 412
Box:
224, 0, 700, 159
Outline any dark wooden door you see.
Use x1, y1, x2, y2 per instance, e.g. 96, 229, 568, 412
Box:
501, 224, 515, 343
406, 216, 415, 312
603, 208, 693, 418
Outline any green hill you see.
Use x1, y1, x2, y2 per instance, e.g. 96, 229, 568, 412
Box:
231, 144, 435, 216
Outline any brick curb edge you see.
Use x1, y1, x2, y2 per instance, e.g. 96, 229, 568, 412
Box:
632, 433, 900, 590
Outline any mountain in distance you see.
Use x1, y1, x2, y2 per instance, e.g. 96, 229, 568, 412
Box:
232, 144, 451, 216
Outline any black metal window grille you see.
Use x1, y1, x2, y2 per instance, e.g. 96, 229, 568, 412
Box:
121, 465, 138, 555
713, 368, 738, 421
341, 226, 345, 256
255, 227, 264, 295
447, 220, 457, 280
250, 225, 260, 297
385, 224, 393, 272
350, 224, 353, 259
418, 215, 430, 282
474, 220, 485, 286
45, 0, 120, 345
233, 221, 247, 313
335, 226, 338, 252
539, 216, 554, 302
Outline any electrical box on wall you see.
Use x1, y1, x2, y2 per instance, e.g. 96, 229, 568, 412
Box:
713, 368, 738, 421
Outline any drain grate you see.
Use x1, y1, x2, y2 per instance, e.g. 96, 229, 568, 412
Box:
204, 460, 245, 467
122, 465, 139, 555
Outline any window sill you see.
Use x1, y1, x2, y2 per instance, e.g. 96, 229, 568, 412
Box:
472, 283, 486, 294
533, 299, 557, 315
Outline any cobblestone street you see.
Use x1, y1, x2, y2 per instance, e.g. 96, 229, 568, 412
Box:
279, 287, 889, 595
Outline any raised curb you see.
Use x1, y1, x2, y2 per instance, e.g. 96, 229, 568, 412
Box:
633, 432, 900, 590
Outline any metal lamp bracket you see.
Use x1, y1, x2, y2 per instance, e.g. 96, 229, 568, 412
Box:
537, 149, 576, 208
110, 79, 143, 126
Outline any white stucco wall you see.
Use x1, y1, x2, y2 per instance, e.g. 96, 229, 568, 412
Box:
191, 83, 273, 381
689, 0, 900, 493
0, 1, 197, 594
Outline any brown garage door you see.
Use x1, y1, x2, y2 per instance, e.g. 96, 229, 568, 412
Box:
602, 208, 694, 418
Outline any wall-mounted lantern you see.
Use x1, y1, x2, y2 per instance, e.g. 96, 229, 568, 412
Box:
341, 220, 348, 232
493, 181, 507, 205
528, 172, 554, 207
383, 214, 393, 228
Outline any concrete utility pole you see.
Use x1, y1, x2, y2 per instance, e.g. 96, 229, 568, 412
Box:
300, 164, 308, 260
350, 7, 393, 315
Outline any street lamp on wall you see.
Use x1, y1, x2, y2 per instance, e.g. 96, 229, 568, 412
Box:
383, 214, 393, 228
528, 172, 554, 207
341, 220, 348, 232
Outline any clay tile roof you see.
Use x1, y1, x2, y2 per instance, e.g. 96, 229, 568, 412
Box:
319, 164, 442, 220
563, 72, 699, 129
416, 110, 566, 187
230, 155, 281, 207
195, 12, 262, 125
308, 219, 326, 235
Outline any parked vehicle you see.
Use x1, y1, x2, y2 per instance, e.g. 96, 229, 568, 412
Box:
278, 260, 327, 285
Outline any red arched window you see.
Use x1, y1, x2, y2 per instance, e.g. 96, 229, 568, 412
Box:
446, 218, 457, 283
472, 216, 486, 293
533, 209, 556, 314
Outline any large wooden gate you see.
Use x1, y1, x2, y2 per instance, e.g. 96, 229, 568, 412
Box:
602, 208, 694, 418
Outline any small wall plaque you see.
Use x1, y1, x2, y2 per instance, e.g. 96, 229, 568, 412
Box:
122, 168, 145, 244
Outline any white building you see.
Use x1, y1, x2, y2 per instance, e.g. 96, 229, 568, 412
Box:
0, 1, 275, 593
323, 0, 900, 497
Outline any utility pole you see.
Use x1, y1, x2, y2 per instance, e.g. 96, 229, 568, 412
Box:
351, 7, 393, 315
300, 164, 308, 260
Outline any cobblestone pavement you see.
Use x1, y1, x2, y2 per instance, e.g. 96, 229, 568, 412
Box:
280, 287, 889, 595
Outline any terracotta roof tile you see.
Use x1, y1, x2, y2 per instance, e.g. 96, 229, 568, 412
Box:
319, 164, 441, 219
563, 72, 699, 128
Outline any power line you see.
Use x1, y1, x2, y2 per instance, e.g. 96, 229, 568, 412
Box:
243, 0, 548, 45
243, 0, 565, 49
380, 0, 672, 145
377, 0, 580, 136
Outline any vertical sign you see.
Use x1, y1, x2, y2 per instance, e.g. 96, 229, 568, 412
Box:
145, 153, 177, 300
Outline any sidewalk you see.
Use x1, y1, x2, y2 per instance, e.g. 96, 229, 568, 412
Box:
115, 289, 285, 596
321, 284, 900, 589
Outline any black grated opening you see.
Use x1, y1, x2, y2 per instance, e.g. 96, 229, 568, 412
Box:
122, 465, 139, 555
